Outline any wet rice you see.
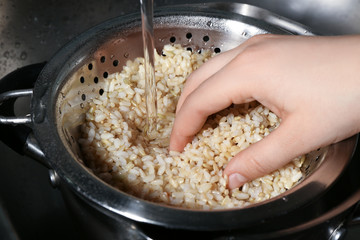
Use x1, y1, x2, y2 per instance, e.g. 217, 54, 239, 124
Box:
79, 44, 304, 210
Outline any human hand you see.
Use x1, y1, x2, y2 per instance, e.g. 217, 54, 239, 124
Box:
169, 34, 360, 189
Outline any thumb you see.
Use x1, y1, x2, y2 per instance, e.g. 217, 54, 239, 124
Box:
224, 117, 307, 189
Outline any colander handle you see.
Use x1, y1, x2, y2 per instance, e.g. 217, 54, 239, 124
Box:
0, 63, 48, 167
0, 89, 33, 124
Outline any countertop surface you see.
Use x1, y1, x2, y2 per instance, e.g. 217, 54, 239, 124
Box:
1, 0, 360, 239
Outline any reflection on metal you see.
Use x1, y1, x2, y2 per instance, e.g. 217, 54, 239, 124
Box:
0, 89, 33, 124
49, 169, 60, 188
329, 225, 347, 240
202, 3, 314, 35
24, 132, 48, 168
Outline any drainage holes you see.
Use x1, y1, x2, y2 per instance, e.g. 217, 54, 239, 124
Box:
170, 36, 176, 43
80, 76, 85, 83
81, 94, 86, 101
203, 35, 210, 42
99, 89, 104, 96
100, 56, 106, 63
186, 32, 192, 39
186, 47, 192, 52
113, 60, 119, 67
103, 72, 108, 78
94, 77, 99, 84
88, 63, 93, 70
214, 47, 221, 53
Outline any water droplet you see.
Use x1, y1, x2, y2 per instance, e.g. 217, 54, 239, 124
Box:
242, 31, 249, 37
282, 197, 289, 202
124, 52, 129, 58
80, 103, 84, 109
206, 21, 213, 27
20, 51, 27, 60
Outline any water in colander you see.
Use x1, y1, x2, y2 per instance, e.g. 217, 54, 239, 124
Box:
140, 0, 157, 138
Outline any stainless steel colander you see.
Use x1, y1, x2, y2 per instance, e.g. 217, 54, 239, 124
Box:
0, 3, 358, 239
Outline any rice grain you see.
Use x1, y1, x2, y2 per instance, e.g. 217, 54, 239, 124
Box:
79, 44, 305, 210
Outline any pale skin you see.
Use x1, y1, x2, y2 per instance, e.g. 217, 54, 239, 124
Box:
169, 34, 360, 189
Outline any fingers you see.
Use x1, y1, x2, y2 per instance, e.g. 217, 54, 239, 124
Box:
224, 116, 309, 189
176, 34, 279, 114
168, 34, 360, 190
169, 56, 256, 151
176, 47, 241, 114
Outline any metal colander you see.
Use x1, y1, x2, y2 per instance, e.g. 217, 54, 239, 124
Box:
0, 3, 357, 236
56, 4, 325, 183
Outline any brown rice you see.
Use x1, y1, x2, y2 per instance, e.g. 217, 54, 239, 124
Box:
79, 44, 304, 210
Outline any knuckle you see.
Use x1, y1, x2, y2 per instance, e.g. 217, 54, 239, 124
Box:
236, 42, 268, 62
234, 38, 279, 69
240, 45, 262, 59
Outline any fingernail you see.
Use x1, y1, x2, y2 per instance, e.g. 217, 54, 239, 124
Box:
228, 173, 247, 189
